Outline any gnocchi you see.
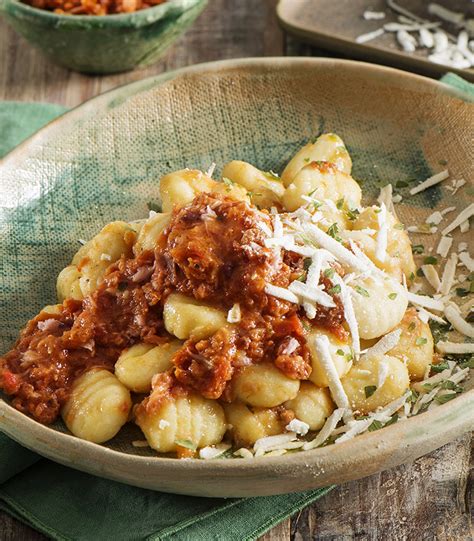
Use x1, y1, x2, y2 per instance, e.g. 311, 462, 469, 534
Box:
224, 402, 283, 446
2, 131, 467, 460
163, 293, 228, 341
61, 369, 132, 444
136, 392, 226, 453
115, 340, 182, 393
232, 363, 300, 408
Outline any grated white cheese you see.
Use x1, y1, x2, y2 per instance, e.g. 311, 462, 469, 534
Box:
313, 335, 351, 412
205, 162, 216, 178
419, 27, 434, 48
428, 3, 464, 26
227, 303, 241, 323
132, 440, 150, 448
234, 448, 254, 459
425, 211, 444, 225
433, 31, 449, 54
363, 10, 386, 20
458, 252, 474, 272
417, 307, 447, 325
460, 220, 470, 234
302, 223, 370, 273
199, 443, 231, 460
444, 303, 474, 338
253, 433, 297, 452
100, 253, 112, 261
356, 28, 385, 44
442, 203, 474, 236
397, 29, 417, 52
286, 418, 310, 436
375, 203, 388, 262
303, 408, 345, 450
409, 170, 449, 195
377, 184, 397, 217
436, 341, 474, 354
281, 337, 300, 355
365, 329, 402, 358
159, 419, 170, 430
422, 264, 441, 291
458, 242, 468, 252
377, 357, 390, 388
439, 253, 458, 295
407, 291, 444, 312
436, 236, 453, 258
288, 280, 336, 308
333, 275, 360, 357
265, 283, 298, 304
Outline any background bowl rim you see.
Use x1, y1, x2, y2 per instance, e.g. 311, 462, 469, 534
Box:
1, 0, 205, 27
0, 57, 472, 495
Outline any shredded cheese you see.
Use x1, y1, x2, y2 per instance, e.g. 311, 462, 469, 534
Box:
444, 303, 474, 338
227, 303, 241, 323
439, 253, 458, 295
458, 252, 474, 272
356, 28, 385, 44
365, 329, 402, 358
436, 341, 474, 354
303, 408, 345, 450
407, 291, 444, 311
286, 418, 310, 436
375, 203, 388, 262
409, 170, 449, 195
288, 280, 335, 308
436, 236, 453, 258
442, 203, 474, 236
199, 443, 231, 460
264, 284, 298, 304
421, 264, 441, 291
377, 357, 390, 388
313, 335, 351, 411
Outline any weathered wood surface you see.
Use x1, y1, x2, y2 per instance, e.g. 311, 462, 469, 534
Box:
0, 0, 472, 538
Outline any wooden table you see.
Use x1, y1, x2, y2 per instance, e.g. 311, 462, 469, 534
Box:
0, 1, 472, 539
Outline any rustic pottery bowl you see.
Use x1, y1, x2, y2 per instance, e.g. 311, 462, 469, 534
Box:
0, 0, 207, 73
0, 58, 473, 497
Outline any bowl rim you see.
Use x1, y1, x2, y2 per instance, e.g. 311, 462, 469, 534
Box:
0, 57, 473, 493
1, 0, 205, 27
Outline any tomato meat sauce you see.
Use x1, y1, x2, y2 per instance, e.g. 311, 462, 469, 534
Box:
0, 193, 347, 425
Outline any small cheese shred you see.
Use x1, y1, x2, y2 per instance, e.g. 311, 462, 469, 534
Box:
375, 203, 388, 262
313, 335, 351, 411
285, 418, 310, 436
264, 284, 298, 304
436, 236, 453, 258
227, 303, 241, 323
365, 329, 402, 358
458, 252, 474, 272
302, 223, 370, 273
363, 10, 386, 20
303, 408, 345, 450
436, 341, 474, 355
407, 291, 444, 311
199, 443, 231, 460
288, 280, 335, 308
439, 253, 458, 295
442, 203, 474, 236
253, 433, 297, 452
356, 28, 385, 44
422, 264, 441, 291
444, 303, 474, 338
377, 357, 390, 388
409, 170, 449, 195
334, 275, 360, 357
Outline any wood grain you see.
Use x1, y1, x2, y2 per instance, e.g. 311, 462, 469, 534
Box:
0, 0, 472, 538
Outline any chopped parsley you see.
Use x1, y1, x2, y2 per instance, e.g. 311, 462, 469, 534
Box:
354, 285, 370, 297
396, 180, 409, 188
329, 284, 341, 295
222, 177, 235, 191
409, 272, 415, 281
415, 337, 428, 346
408, 321, 416, 332
388, 292, 398, 300
412, 244, 424, 255
368, 419, 384, 432
263, 170, 281, 182
423, 256, 438, 265
336, 197, 345, 210
364, 385, 377, 398
434, 393, 458, 405
336, 349, 345, 356
327, 223, 342, 242
455, 288, 469, 298
324, 268, 335, 278
346, 208, 360, 221
175, 439, 197, 450
394, 223, 405, 230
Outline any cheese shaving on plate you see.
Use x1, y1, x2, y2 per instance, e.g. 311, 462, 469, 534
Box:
303, 408, 345, 450
375, 203, 388, 262
365, 329, 402, 358
442, 203, 474, 236
409, 170, 449, 195
436, 236, 453, 258
422, 264, 441, 291
313, 335, 351, 413
439, 253, 458, 295
227, 303, 241, 323
444, 303, 474, 338
458, 252, 474, 272
407, 292, 444, 311
436, 341, 474, 354
265, 284, 298, 304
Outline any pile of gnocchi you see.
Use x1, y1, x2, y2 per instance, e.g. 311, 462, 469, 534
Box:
3, 133, 472, 460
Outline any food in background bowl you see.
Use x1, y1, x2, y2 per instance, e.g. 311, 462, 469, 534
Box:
23, 0, 166, 15
1, 133, 471, 460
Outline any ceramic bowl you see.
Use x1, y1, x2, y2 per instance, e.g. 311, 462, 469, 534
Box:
0, 0, 207, 73
0, 58, 473, 497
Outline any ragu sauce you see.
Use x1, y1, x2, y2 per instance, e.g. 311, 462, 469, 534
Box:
0, 193, 347, 425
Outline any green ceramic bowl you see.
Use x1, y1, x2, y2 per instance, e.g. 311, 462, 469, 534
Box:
0, 0, 207, 73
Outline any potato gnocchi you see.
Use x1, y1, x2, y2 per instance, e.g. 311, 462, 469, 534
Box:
1, 132, 470, 461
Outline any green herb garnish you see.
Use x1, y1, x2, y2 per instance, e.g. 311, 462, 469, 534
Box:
388, 293, 398, 300
368, 420, 384, 432
364, 385, 377, 398
434, 393, 458, 405
455, 288, 469, 298
346, 208, 360, 221
327, 223, 342, 242
354, 285, 370, 297
336, 349, 345, 356
336, 197, 345, 210
175, 439, 197, 450
423, 256, 438, 265
329, 284, 341, 295
412, 244, 424, 255
415, 337, 428, 346
324, 268, 335, 278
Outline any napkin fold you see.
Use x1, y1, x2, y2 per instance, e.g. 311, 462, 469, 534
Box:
0, 101, 332, 541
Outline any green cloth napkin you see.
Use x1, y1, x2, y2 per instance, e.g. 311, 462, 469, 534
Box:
0, 101, 333, 541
